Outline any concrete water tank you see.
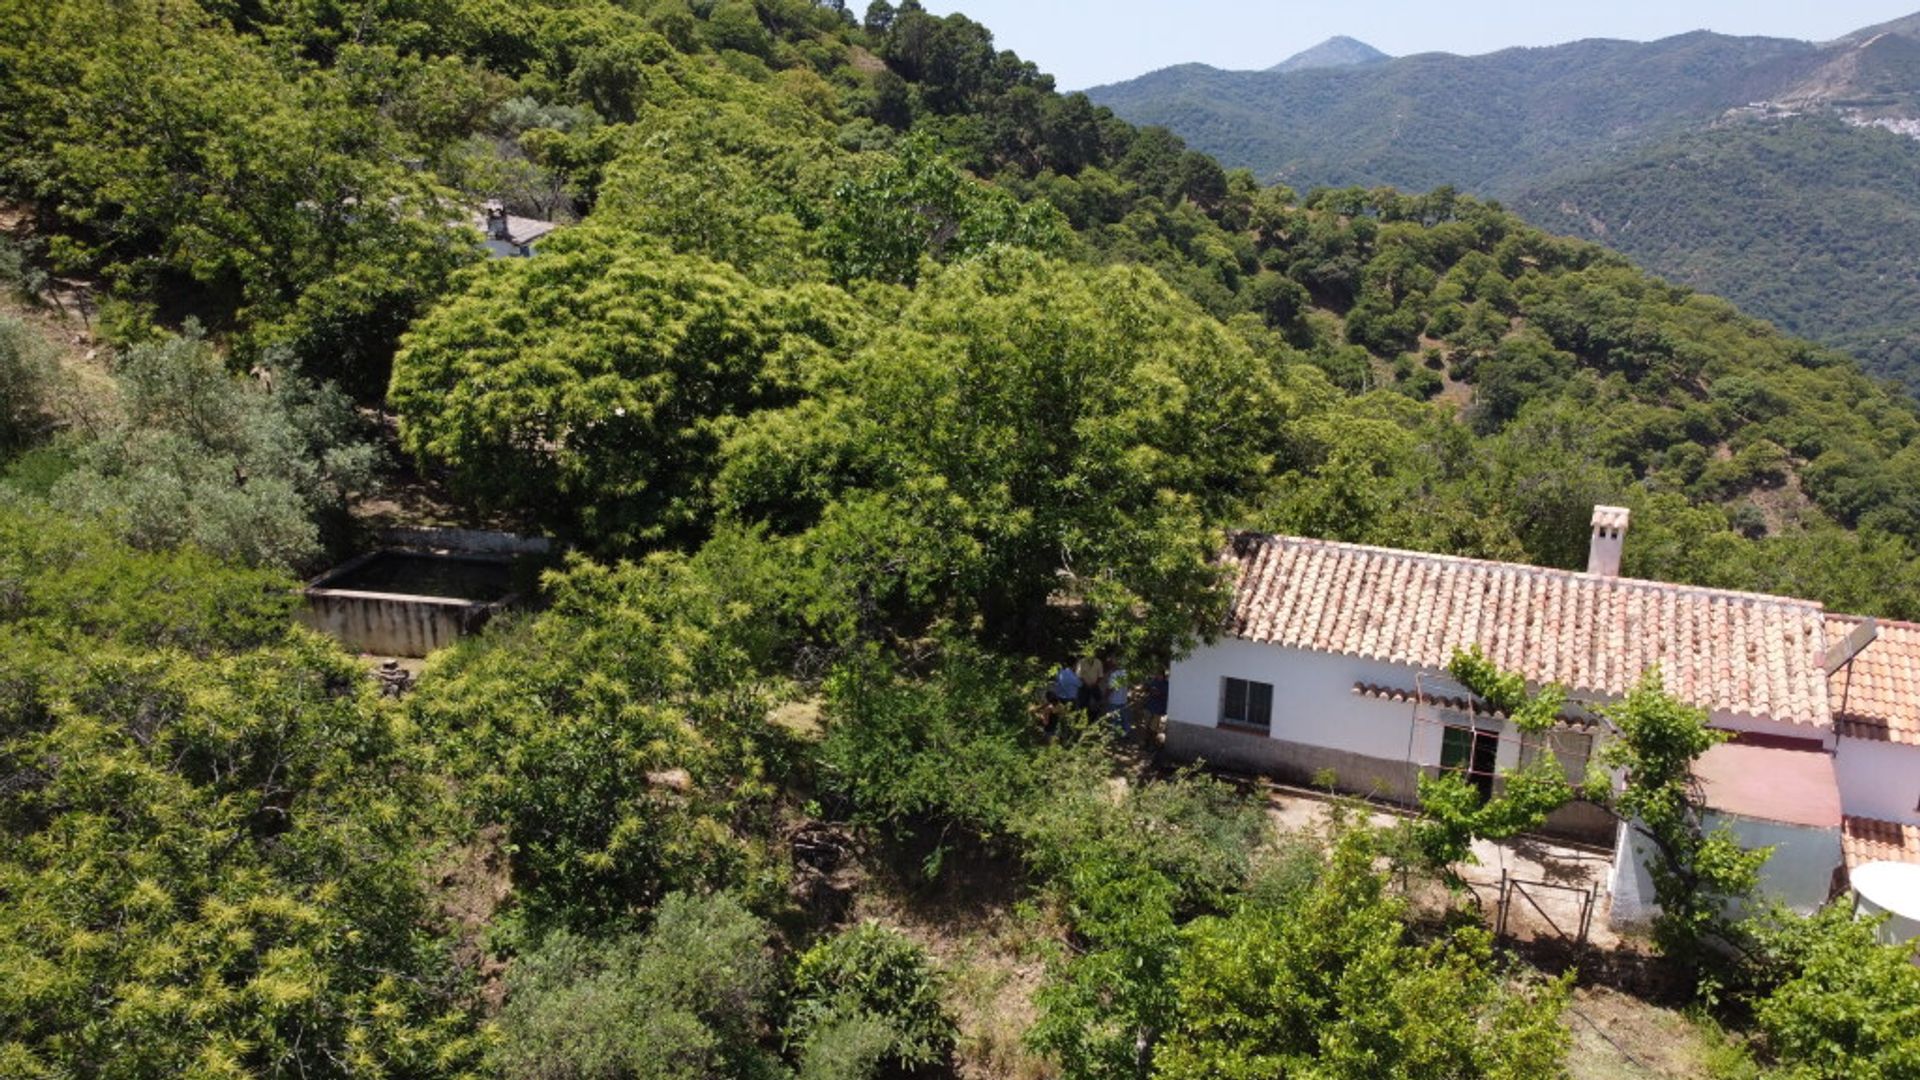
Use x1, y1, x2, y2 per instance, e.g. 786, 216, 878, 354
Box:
1851, 861, 1920, 948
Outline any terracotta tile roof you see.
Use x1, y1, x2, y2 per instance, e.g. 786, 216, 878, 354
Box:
1827, 616, 1920, 746
1350, 682, 1598, 728
1224, 533, 1832, 727
1841, 815, 1920, 868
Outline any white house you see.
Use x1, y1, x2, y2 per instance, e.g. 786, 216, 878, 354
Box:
1167, 507, 1920, 920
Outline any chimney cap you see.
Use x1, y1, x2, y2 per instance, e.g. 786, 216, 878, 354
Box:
1591, 505, 1631, 531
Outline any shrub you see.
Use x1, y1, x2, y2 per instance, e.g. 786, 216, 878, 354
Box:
1747, 904, 1920, 1079
1151, 827, 1572, 1079
0, 503, 296, 653
787, 923, 956, 1077
796, 1013, 898, 1080
814, 646, 1041, 868
0, 315, 58, 452
1399, 363, 1444, 400
494, 893, 786, 1080
1023, 753, 1268, 1080
50, 329, 374, 570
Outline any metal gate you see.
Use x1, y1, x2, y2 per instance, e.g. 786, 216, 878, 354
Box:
1492, 869, 1599, 948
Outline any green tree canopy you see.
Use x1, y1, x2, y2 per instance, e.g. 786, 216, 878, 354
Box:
389, 228, 871, 548
406, 550, 794, 927
0, 509, 480, 1078
724, 249, 1317, 656
1152, 827, 1572, 1080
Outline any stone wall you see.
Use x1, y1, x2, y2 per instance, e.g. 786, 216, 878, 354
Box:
1166, 720, 1421, 803
300, 591, 502, 657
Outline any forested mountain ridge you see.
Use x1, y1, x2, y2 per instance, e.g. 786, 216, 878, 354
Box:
1514, 114, 1920, 390
1088, 14, 1920, 388
5, 1, 1920, 1076
1087, 30, 1823, 195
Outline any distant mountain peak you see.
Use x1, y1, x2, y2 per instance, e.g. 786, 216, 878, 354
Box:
1269, 36, 1390, 74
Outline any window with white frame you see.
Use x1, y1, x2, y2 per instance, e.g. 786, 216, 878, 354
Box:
1220, 677, 1273, 733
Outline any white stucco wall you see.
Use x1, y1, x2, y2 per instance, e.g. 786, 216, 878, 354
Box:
1729, 814, 1846, 915
1835, 736, 1920, 825
1168, 641, 1480, 772
1608, 820, 1658, 927
1609, 813, 1843, 929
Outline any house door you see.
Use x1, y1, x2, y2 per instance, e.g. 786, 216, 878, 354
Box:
1441, 725, 1499, 802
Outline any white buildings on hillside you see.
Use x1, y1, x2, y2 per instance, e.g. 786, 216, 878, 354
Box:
1165, 507, 1920, 924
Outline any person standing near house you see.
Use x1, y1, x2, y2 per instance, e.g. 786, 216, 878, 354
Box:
1045, 664, 1082, 738
1049, 664, 1081, 707
1142, 674, 1168, 721
1074, 654, 1105, 714
1105, 667, 1130, 735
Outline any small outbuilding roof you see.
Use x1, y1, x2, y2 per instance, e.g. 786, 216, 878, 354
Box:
1692, 742, 1841, 829
1828, 616, 1920, 747
1223, 533, 1832, 727
473, 210, 560, 248
1842, 815, 1920, 869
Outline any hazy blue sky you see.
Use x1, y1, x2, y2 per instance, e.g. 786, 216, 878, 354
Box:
917, 1, 1920, 89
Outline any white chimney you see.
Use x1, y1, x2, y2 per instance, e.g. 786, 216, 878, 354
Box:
1587, 505, 1630, 577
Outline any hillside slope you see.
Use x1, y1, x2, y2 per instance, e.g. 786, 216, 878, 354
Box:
1089, 15, 1920, 386
1514, 115, 1920, 390
7, 5, 1920, 1079
8, 0, 1920, 617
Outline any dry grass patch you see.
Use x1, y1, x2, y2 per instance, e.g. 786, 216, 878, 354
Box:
851, 859, 1059, 1080
1566, 985, 1757, 1080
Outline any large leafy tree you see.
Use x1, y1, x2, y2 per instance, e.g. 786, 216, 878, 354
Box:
723, 249, 1314, 656
819, 136, 1068, 286
407, 549, 795, 928
389, 227, 871, 548
0, 0, 475, 395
